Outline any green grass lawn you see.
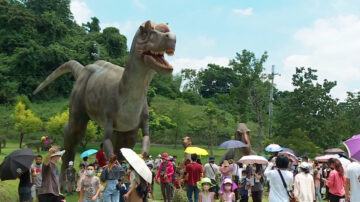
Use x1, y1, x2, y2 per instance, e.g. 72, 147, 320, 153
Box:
0, 140, 269, 202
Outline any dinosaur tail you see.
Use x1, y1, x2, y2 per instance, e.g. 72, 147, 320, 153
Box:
33, 60, 84, 94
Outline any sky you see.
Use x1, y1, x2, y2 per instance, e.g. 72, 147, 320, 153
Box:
70, 0, 360, 100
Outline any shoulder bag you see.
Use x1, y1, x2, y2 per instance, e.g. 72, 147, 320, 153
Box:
277, 169, 296, 202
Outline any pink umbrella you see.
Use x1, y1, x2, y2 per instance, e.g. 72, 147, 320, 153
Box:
315, 154, 338, 163
238, 155, 268, 165
278, 151, 298, 163
344, 134, 360, 161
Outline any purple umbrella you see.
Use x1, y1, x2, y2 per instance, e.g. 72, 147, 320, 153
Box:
219, 140, 248, 149
344, 134, 360, 161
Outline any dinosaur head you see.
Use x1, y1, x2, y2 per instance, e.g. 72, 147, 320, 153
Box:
132, 20, 176, 74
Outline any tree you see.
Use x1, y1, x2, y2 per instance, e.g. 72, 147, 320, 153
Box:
149, 107, 176, 136
204, 102, 228, 156
229, 50, 270, 153
46, 109, 69, 143
169, 98, 187, 148
46, 109, 100, 148
198, 64, 238, 98
83, 17, 101, 33
273, 67, 339, 149
11, 101, 42, 148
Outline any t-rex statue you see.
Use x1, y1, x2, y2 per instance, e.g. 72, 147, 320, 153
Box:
220, 123, 256, 163
33, 20, 176, 186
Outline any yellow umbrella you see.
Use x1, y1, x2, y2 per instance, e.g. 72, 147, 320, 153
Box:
184, 146, 209, 156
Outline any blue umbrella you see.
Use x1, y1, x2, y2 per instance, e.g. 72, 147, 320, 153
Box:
80, 149, 98, 158
265, 144, 283, 152
219, 140, 248, 149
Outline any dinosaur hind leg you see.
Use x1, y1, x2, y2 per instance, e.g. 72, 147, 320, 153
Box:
60, 115, 89, 190
112, 130, 139, 160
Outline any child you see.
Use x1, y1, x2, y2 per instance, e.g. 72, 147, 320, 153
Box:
76, 163, 86, 198
197, 177, 215, 202
221, 177, 237, 202
239, 170, 250, 202
65, 161, 77, 195
80, 164, 101, 202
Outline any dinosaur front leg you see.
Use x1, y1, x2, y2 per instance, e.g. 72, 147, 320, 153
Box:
103, 120, 114, 160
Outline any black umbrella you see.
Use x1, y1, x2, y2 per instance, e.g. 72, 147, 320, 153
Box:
0, 148, 35, 181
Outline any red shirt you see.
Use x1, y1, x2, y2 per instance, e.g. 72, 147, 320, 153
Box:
185, 162, 204, 186
96, 149, 106, 167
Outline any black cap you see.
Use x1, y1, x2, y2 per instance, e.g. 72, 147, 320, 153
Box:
209, 156, 215, 161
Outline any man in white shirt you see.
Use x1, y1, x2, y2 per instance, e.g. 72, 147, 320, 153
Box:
345, 160, 360, 202
204, 156, 220, 196
264, 155, 293, 202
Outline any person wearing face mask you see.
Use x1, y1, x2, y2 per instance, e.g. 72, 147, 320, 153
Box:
197, 177, 215, 202
80, 164, 101, 202
221, 178, 237, 202
155, 152, 174, 202
31, 155, 43, 202
38, 146, 65, 202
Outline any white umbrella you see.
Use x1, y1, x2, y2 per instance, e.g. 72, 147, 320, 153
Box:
238, 155, 268, 165
120, 148, 152, 183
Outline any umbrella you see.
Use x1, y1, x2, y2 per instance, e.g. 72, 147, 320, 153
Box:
282, 148, 297, 156
80, 149, 98, 158
323, 148, 345, 155
344, 134, 360, 161
219, 140, 248, 149
184, 146, 209, 156
265, 144, 283, 152
0, 148, 35, 181
120, 148, 152, 183
238, 155, 268, 165
315, 154, 339, 163
339, 157, 351, 168
278, 151, 298, 163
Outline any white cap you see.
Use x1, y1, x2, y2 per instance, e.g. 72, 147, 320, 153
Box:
69, 161, 74, 166
299, 162, 309, 169
51, 150, 65, 157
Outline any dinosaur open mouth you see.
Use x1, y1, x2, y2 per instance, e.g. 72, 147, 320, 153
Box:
142, 49, 174, 70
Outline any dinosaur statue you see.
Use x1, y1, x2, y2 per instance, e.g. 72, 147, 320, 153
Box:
220, 123, 256, 163
33, 20, 176, 187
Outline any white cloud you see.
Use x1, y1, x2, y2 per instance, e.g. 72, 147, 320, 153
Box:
70, 0, 92, 25
281, 15, 360, 100
233, 7, 253, 16
133, 0, 145, 9
169, 56, 229, 74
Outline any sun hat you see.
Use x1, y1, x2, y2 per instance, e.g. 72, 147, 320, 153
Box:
51, 150, 65, 157
222, 160, 230, 167
220, 177, 238, 192
69, 161, 74, 166
161, 152, 170, 161
197, 177, 215, 189
223, 177, 233, 185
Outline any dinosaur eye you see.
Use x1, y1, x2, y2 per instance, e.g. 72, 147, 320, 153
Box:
149, 32, 157, 41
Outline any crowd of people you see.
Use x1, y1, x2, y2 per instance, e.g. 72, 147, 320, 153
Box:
16, 142, 360, 202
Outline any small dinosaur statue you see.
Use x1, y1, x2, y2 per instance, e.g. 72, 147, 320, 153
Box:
220, 123, 256, 163
34, 20, 176, 187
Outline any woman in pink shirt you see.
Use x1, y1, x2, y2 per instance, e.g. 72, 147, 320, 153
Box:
324, 158, 345, 202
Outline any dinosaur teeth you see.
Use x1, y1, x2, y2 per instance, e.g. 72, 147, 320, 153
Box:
166, 49, 174, 56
